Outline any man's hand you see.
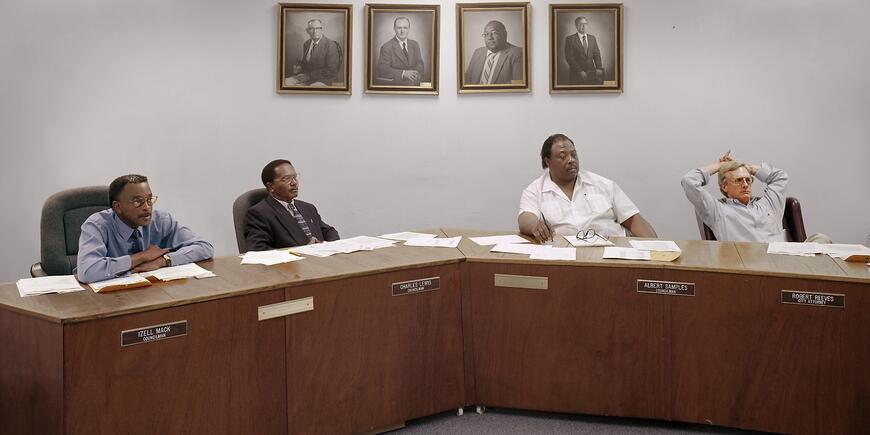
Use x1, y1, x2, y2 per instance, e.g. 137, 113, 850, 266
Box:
402, 70, 421, 83
595, 68, 604, 78
580, 71, 588, 80
132, 256, 167, 273
531, 219, 553, 244
292, 63, 302, 75
718, 150, 732, 163
131, 245, 168, 269
307, 237, 321, 245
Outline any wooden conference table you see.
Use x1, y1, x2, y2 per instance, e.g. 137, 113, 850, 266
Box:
0, 229, 867, 434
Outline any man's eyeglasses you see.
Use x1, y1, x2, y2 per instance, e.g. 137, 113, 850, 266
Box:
129, 196, 157, 208
728, 177, 753, 186
576, 229, 606, 242
482, 31, 502, 38
277, 173, 300, 184
307, 26, 323, 30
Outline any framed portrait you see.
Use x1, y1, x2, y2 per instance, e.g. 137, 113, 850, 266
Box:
550, 4, 623, 93
456, 2, 530, 94
365, 4, 440, 95
277, 3, 352, 95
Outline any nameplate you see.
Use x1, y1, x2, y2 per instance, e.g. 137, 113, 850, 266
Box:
392, 277, 440, 296
637, 279, 695, 296
121, 320, 187, 347
781, 290, 844, 308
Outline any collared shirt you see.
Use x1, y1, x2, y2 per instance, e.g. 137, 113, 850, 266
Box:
681, 163, 788, 242
519, 169, 640, 237
577, 32, 588, 48
271, 195, 299, 216
478, 50, 503, 84
75, 209, 214, 283
305, 38, 322, 61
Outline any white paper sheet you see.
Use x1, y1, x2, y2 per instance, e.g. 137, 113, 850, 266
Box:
16, 275, 85, 297
88, 274, 151, 293
767, 242, 823, 256
529, 247, 576, 261
378, 231, 438, 241
490, 243, 540, 255
141, 263, 213, 281
563, 234, 614, 247
241, 249, 304, 265
819, 243, 870, 259
629, 240, 681, 252
342, 235, 399, 250
469, 235, 530, 246
404, 236, 461, 248
602, 247, 651, 260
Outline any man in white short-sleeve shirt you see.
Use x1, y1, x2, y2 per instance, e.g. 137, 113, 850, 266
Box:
518, 133, 658, 243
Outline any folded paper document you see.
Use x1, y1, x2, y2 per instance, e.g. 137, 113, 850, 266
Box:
17, 275, 85, 297
89, 274, 152, 293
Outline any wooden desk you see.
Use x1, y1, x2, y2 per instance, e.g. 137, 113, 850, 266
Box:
0, 234, 466, 434
446, 229, 870, 434
1, 229, 867, 434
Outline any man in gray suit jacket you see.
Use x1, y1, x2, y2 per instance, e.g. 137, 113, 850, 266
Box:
285, 19, 343, 86
376, 17, 426, 85
464, 20, 523, 85
564, 16, 604, 85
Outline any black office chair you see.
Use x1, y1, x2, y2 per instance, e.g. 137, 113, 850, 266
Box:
695, 196, 807, 242
32, 186, 111, 277
232, 188, 267, 254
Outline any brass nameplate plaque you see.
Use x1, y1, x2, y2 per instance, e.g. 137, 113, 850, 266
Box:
121, 320, 187, 347
258, 296, 314, 321
781, 290, 844, 308
637, 279, 695, 296
392, 277, 440, 296
494, 274, 548, 290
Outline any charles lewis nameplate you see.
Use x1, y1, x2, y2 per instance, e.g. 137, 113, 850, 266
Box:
637, 279, 695, 296
392, 277, 440, 296
781, 290, 844, 308
121, 320, 188, 347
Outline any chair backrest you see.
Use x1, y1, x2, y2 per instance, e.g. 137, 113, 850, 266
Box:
40, 186, 111, 275
232, 188, 268, 253
695, 196, 806, 242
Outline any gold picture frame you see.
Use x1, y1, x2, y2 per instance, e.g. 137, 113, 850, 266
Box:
456, 2, 531, 94
365, 4, 440, 95
550, 3, 623, 93
277, 3, 353, 95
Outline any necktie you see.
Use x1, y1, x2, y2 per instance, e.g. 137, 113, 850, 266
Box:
130, 230, 142, 255
287, 202, 314, 239
482, 52, 496, 84
401, 41, 408, 58
306, 41, 318, 62
581, 35, 587, 52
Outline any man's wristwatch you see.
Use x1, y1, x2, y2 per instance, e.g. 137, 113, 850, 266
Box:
163, 254, 171, 267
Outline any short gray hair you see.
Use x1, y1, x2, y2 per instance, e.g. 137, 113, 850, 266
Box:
718, 160, 748, 195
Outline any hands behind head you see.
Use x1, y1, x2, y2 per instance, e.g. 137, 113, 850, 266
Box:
718, 150, 733, 163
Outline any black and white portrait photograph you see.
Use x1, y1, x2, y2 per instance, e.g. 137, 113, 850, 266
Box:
277, 3, 352, 95
550, 4, 623, 93
366, 4, 439, 95
456, 2, 530, 94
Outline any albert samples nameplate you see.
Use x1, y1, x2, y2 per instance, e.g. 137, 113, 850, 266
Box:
637, 279, 695, 296
121, 320, 188, 347
392, 277, 440, 296
781, 290, 845, 308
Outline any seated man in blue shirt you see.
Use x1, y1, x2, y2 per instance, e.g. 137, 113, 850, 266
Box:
681, 151, 789, 242
76, 174, 214, 283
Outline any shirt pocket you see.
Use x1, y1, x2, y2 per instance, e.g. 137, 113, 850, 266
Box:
585, 194, 612, 213
541, 201, 566, 223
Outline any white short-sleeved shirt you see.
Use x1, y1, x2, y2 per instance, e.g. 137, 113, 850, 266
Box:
519, 170, 641, 237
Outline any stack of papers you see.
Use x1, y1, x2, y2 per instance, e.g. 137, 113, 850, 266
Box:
291, 236, 398, 257
490, 243, 576, 261
564, 234, 613, 247
89, 274, 152, 293
141, 263, 215, 281
767, 242, 823, 256
16, 275, 85, 297
602, 247, 652, 260
405, 236, 462, 248
469, 235, 530, 246
241, 249, 303, 265
378, 231, 438, 241
818, 244, 870, 260
629, 240, 682, 252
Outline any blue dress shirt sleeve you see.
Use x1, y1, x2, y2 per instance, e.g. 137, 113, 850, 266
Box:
76, 218, 133, 284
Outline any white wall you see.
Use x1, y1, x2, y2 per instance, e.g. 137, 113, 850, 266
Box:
1, 0, 868, 283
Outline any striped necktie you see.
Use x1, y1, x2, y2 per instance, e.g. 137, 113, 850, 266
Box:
129, 230, 142, 255
482, 52, 496, 84
287, 202, 313, 239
